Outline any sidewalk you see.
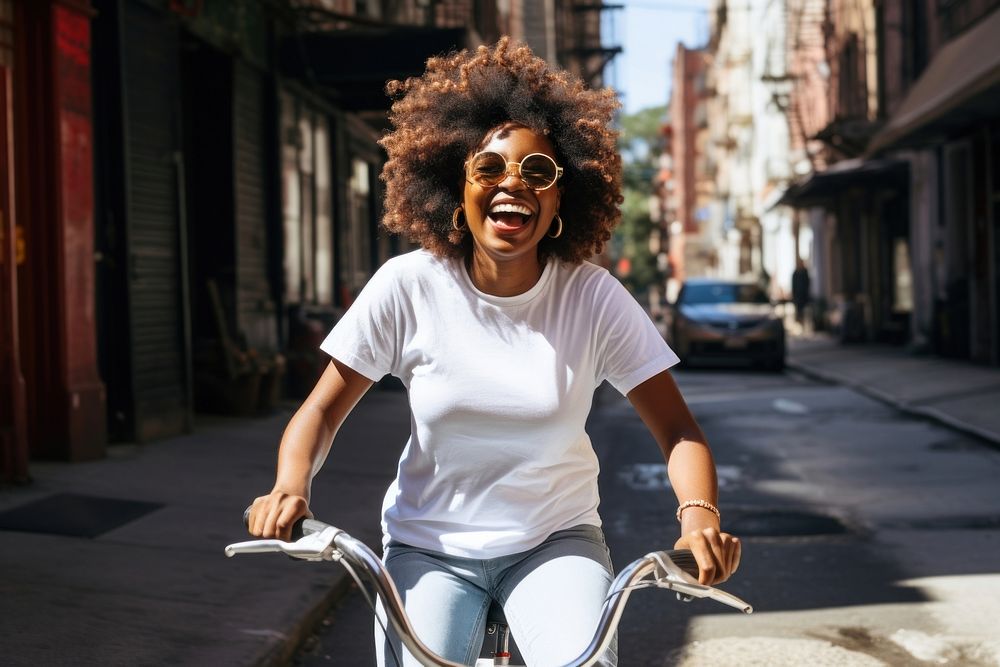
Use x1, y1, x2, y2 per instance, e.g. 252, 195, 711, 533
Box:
0, 385, 411, 667
788, 333, 1000, 448
3, 337, 999, 667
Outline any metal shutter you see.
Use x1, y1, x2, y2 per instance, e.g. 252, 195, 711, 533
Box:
233, 61, 275, 351
122, 1, 188, 440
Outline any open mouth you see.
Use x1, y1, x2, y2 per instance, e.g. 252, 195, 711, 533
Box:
487, 202, 534, 233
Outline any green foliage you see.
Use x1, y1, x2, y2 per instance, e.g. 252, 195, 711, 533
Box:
613, 105, 668, 295
618, 189, 659, 294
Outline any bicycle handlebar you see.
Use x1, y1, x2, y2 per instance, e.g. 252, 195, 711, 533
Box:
227, 512, 752, 667
235, 510, 469, 665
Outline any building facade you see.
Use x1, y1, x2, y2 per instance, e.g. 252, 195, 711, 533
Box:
779, 0, 999, 362
669, 45, 714, 289
0, 0, 27, 482
696, 0, 998, 365
0, 0, 615, 480
5, 0, 106, 479
779, 0, 912, 345
703, 0, 796, 292
869, 3, 1000, 365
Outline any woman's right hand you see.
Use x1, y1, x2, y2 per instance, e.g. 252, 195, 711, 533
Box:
247, 490, 311, 541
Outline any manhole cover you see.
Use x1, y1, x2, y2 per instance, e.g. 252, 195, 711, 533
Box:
727, 511, 848, 537
0, 492, 162, 538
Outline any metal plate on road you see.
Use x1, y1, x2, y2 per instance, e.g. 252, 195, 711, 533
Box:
0, 492, 162, 538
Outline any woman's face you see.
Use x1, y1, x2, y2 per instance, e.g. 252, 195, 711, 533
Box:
462, 126, 561, 266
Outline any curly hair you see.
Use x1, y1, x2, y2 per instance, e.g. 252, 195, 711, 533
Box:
378, 37, 623, 264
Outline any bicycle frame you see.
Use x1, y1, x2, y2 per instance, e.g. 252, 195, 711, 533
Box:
226, 518, 752, 667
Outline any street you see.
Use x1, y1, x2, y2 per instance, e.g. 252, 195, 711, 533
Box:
294, 368, 1000, 666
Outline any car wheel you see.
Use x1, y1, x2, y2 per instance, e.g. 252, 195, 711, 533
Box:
766, 354, 785, 372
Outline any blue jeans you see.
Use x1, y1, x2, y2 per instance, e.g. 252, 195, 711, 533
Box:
375, 524, 618, 666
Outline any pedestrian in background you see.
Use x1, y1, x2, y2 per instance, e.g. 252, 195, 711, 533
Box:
792, 259, 812, 334
247, 38, 740, 666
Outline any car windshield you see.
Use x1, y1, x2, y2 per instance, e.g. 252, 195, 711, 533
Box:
680, 283, 770, 305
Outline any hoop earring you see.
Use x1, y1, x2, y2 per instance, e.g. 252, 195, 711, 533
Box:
452, 206, 466, 231
548, 214, 563, 239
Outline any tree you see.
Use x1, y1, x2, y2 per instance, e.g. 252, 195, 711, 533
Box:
613, 105, 668, 296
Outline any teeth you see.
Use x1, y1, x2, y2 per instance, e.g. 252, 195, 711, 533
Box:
489, 203, 533, 216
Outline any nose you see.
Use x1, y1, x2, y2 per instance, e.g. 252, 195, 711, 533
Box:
497, 162, 527, 190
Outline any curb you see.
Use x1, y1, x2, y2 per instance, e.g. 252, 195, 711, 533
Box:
251, 570, 353, 667
787, 360, 1000, 450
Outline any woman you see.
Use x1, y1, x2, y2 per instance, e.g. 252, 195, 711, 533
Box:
248, 39, 740, 666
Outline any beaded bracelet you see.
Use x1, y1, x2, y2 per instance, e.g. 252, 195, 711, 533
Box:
676, 499, 721, 523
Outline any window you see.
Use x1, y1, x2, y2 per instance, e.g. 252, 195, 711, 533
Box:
893, 238, 913, 313
314, 117, 333, 305
280, 92, 335, 306
680, 283, 770, 305
340, 157, 373, 303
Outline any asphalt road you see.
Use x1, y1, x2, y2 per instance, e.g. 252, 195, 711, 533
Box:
294, 369, 1000, 666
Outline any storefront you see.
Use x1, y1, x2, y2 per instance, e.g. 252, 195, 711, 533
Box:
1, 1, 492, 478
868, 9, 1000, 365
94, 0, 189, 441
90, 0, 286, 435
778, 158, 911, 343
275, 22, 465, 393
276, 83, 339, 396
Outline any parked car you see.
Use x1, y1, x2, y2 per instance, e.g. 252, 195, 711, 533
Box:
667, 278, 785, 370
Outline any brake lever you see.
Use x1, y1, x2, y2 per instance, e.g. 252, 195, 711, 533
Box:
225, 526, 341, 562
646, 552, 753, 614
652, 577, 754, 614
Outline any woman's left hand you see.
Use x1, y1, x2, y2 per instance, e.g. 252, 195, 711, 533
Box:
674, 528, 742, 585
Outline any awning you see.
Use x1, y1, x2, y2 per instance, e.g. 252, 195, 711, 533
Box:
776, 158, 908, 208
280, 26, 470, 112
813, 117, 883, 157
866, 9, 1000, 154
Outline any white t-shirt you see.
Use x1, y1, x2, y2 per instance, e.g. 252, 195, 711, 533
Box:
321, 249, 678, 559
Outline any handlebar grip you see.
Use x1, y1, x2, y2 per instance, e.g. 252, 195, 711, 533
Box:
661, 549, 700, 578
242, 505, 330, 540
291, 518, 330, 539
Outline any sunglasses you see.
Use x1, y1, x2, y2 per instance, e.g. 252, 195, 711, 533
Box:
464, 151, 564, 191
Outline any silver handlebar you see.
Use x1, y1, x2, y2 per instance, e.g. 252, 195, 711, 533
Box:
228, 523, 467, 666
226, 520, 752, 667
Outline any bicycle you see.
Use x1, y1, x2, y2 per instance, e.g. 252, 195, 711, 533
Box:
226, 514, 753, 667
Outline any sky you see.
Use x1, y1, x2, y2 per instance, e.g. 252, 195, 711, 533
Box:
606, 0, 710, 115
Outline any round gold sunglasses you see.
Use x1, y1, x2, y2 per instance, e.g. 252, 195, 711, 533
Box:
464, 151, 564, 191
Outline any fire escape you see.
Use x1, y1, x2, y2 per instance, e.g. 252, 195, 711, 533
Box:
562, 1, 622, 89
